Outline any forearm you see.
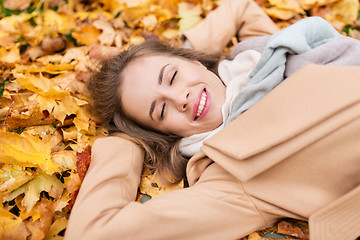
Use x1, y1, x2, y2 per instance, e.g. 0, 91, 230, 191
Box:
64, 136, 144, 239
183, 0, 279, 54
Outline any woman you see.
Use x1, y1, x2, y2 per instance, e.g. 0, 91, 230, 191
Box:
65, 5, 360, 240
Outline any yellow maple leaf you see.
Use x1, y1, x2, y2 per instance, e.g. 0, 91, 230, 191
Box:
20, 173, 64, 212
72, 25, 101, 46
62, 125, 78, 142
14, 72, 69, 99
122, 0, 152, 28
0, 207, 30, 239
0, 131, 60, 174
139, 168, 184, 199
73, 107, 92, 132
178, 2, 203, 32
13, 62, 75, 74
0, 164, 34, 197
52, 150, 77, 170
45, 217, 68, 239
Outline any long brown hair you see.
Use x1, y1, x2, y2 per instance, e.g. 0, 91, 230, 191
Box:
87, 40, 222, 184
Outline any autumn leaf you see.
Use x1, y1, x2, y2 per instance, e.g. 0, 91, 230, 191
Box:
45, 217, 68, 239
14, 72, 69, 99
0, 46, 21, 64
0, 131, 60, 174
0, 164, 34, 197
72, 25, 101, 46
0, 207, 30, 239
21, 173, 64, 212
76, 146, 91, 180
178, 2, 203, 32
138, 167, 184, 199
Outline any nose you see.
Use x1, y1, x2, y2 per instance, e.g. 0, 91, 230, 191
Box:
166, 89, 190, 112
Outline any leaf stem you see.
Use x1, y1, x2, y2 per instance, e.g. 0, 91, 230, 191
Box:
2, 101, 14, 131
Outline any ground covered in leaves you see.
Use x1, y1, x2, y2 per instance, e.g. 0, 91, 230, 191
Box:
0, 0, 359, 239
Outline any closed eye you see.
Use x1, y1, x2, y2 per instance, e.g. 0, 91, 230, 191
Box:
160, 103, 166, 120
170, 70, 177, 85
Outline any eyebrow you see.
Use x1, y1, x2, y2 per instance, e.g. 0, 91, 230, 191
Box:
158, 64, 169, 85
149, 64, 170, 120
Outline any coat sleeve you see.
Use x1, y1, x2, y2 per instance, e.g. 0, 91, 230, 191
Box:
64, 136, 277, 240
182, 0, 279, 54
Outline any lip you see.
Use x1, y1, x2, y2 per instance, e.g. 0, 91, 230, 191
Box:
193, 88, 211, 121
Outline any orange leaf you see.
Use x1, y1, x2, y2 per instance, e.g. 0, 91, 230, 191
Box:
72, 25, 101, 46
76, 146, 91, 180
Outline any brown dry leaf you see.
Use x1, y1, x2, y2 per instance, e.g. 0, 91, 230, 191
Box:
24, 199, 57, 239
277, 220, 309, 239
6, 108, 55, 131
41, 35, 67, 55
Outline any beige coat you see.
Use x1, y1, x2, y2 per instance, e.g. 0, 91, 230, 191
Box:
65, 1, 360, 239
65, 64, 360, 240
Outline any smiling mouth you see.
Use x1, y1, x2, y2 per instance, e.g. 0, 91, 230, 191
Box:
195, 89, 207, 120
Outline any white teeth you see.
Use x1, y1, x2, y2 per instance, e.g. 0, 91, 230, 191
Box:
196, 91, 207, 117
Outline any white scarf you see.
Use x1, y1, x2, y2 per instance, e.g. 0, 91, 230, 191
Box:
179, 50, 261, 157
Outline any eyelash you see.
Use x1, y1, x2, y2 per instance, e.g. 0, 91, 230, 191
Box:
170, 70, 177, 85
160, 70, 177, 120
160, 103, 166, 120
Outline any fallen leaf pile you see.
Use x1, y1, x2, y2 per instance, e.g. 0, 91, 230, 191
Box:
0, 0, 359, 239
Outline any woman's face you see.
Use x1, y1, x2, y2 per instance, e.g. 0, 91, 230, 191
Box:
120, 54, 226, 137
